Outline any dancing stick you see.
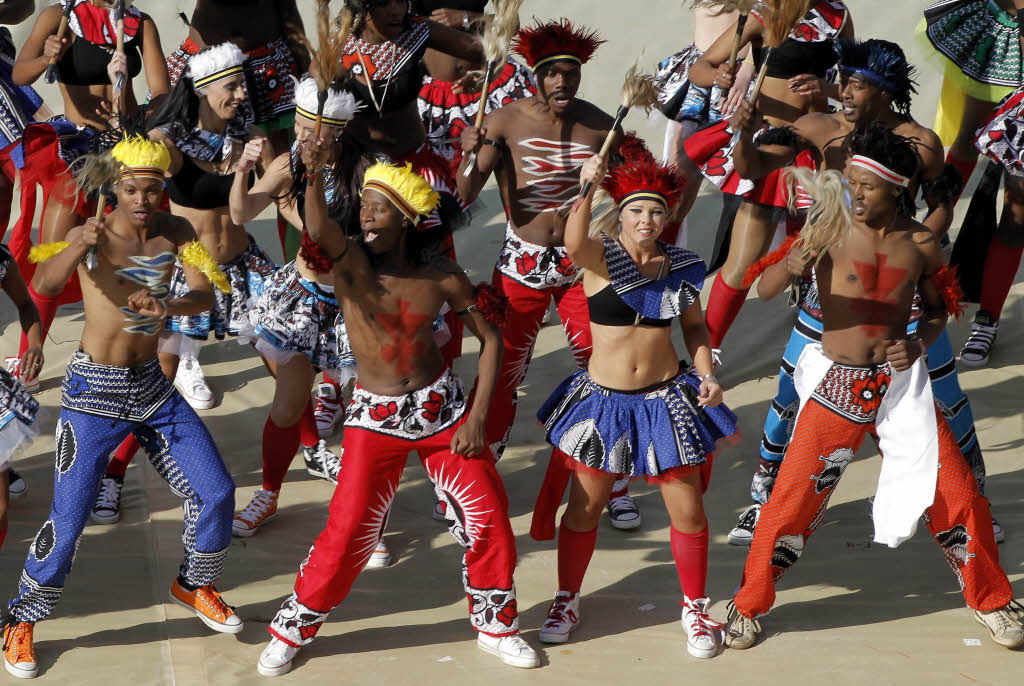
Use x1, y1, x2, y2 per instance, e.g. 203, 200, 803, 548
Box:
44, 1, 74, 84
72, 153, 121, 271
462, 0, 524, 176
301, 1, 352, 140
574, 62, 659, 207
113, 0, 126, 94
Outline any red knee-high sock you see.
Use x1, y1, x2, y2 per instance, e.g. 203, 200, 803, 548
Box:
18, 284, 59, 356
262, 415, 301, 492
704, 275, 749, 349
979, 235, 1024, 319
0, 523, 6, 551
945, 149, 979, 207
670, 526, 709, 601
106, 435, 139, 477
557, 520, 598, 594
297, 398, 319, 449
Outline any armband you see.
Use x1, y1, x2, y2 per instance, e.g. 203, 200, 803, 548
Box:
28, 242, 70, 263
927, 264, 966, 320
920, 164, 964, 206
180, 241, 231, 294
455, 282, 509, 325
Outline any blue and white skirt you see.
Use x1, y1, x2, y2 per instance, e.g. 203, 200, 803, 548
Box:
537, 366, 739, 479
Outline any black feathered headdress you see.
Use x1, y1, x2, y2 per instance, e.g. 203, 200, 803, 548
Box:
836, 39, 917, 116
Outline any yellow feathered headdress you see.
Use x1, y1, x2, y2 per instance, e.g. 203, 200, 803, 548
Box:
361, 162, 440, 225
111, 134, 171, 182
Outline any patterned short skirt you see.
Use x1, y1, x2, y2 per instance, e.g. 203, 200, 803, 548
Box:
924, 0, 1022, 91
655, 43, 731, 125
537, 366, 739, 479
975, 84, 1024, 176
242, 261, 355, 379
0, 367, 39, 469
166, 234, 277, 340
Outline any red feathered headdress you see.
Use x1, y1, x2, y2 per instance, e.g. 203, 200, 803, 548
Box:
614, 131, 656, 168
601, 142, 684, 210
513, 18, 604, 72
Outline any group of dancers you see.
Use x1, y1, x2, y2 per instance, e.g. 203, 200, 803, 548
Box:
0, 0, 1017, 679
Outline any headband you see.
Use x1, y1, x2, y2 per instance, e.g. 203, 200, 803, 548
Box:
531, 53, 582, 73
617, 190, 668, 209
364, 180, 422, 224
193, 64, 244, 89
118, 166, 166, 183
839, 66, 897, 93
295, 106, 349, 129
850, 155, 910, 187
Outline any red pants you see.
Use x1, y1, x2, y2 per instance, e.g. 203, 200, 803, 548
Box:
268, 424, 519, 646
734, 399, 1012, 618
480, 271, 593, 454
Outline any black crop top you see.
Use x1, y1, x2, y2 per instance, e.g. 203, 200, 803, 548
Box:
750, 0, 846, 80
341, 18, 431, 116
166, 156, 252, 210
588, 285, 672, 328
57, 36, 143, 87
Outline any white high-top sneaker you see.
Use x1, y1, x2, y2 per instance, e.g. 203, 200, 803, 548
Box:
257, 637, 300, 677
476, 633, 540, 668
538, 591, 581, 644
174, 353, 214, 409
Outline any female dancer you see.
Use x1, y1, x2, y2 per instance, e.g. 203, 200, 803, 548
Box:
89, 43, 279, 524
684, 0, 852, 354
532, 144, 739, 658
7, 0, 170, 388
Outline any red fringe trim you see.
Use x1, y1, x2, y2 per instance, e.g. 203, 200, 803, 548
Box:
299, 230, 334, 274
473, 282, 509, 325
742, 235, 798, 288
932, 264, 967, 320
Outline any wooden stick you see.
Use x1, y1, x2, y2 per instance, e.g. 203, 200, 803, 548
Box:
85, 196, 106, 271
572, 104, 629, 210
44, 8, 72, 84
461, 62, 496, 177
727, 12, 749, 71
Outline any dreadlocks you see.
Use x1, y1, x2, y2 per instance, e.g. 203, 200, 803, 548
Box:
843, 123, 921, 218
837, 38, 918, 117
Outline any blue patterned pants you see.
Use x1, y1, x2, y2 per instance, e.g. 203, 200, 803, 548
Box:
753, 310, 986, 504
8, 352, 235, 623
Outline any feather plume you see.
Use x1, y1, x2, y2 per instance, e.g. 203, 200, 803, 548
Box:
932, 265, 967, 320
620, 61, 659, 114
299, 0, 352, 93
742, 234, 798, 287
180, 241, 231, 294
690, 0, 756, 15
72, 153, 121, 196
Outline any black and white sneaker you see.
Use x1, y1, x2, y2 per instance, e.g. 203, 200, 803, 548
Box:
960, 312, 998, 368
91, 473, 125, 524
728, 503, 760, 546
302, 441, 341, 484
606, 486, 642, 531
6, 468, 27, 499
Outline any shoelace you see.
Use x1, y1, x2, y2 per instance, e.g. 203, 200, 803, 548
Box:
95, 478, 122, 510
684, 602, 723, 639
317, 445, 341, 477
238, 491, 275, 523
5, 623, 32, 660
500, 634, 531, 654
195, 585, 235, 618
544, 598, 571, 628
182, 359, 209, 392
608, 494, 638, 516
964, 324, 997, 351
739, 506, 759, 529
725, 601, 761, 636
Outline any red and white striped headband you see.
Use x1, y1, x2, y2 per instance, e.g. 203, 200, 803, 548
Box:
849, 155, 910, 187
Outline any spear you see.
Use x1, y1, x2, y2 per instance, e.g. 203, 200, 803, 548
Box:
44, 0, 74, 84
574, 62, 659, 207
462, 0, 524, 176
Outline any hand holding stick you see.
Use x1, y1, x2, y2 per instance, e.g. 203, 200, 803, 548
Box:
574, 62, 659, 208
44, 2, 74, 84
113, 0, 126, 95
72, 153, 121, 271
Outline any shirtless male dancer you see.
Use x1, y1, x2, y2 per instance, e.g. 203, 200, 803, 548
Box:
2, 137, 240, 680
457, 19, 644, 528
723, 38, 1001, 545
257, 160, 537, 676
721, 127, 1024, 651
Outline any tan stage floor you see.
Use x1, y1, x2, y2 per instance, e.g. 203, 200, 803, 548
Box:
0, 1, 1020, 684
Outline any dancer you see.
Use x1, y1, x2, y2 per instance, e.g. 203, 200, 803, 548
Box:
227, 78, 370, 547
683, 0, 852, 353
531, 146, 739, 658
721, 40, 997, 543
88, 43, 280, 525
7, 0, 170, 389
0, 243, 42, 548
721, 130, 1024, 651
655, 3, 754, 244
458, 19, 652, 528
257, 161, 538, 676
2, 136, 241, 681
414, 0, 535, 175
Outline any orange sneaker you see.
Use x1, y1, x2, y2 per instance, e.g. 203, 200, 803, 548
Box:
3, 620, 37, 679
232, 489, 278, 537
169, 580, 244, 634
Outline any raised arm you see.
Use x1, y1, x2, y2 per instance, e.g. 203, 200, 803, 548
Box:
563, 155, 607, 272
756, 242, 814, 301
730, 103, 816, 180
140, 16, 170, 101
231, 145, 291, 225
426, 20, 485, 63
34, 222, 95, 296
456, 109, 505, 204
689, 14, 763, 90
12, 5, 67, 87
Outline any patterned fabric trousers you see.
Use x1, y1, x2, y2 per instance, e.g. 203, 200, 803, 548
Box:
479, 271, 593, 456
268, 424, 519, 647
8, 354, 235, 623
735, 372, 1012, 619
754, 311, 986, 504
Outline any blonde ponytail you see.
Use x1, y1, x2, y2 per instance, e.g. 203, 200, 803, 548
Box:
785, 167, 852, 264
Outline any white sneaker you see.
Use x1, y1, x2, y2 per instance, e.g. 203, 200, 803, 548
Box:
90, 473, 125, 524
257, 637, 299, 677
974, 601, 1024, 648
960, 314, 997, 368
476, 633, 540, 669
232, 489, 278, 537
302, 440, 341, 484
174, 353, 214, 410
313, 383, 343, 437
606, 487, 642, 531
728, 503, 761, 546
365, 539, 392, 568
6, 469, 27, 499
538, 591, 580, 644
5, 357, 39, 394
681, 596, 722, 659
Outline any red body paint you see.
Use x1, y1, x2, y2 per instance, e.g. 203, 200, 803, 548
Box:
849, 253, 909, 336
377, 300, 431, 377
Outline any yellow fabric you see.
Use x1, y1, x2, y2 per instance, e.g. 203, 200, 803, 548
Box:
111, 135, 172, 174
28, 242, 70, 263
179, 241, 231, 293
361, 162, 440, 219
